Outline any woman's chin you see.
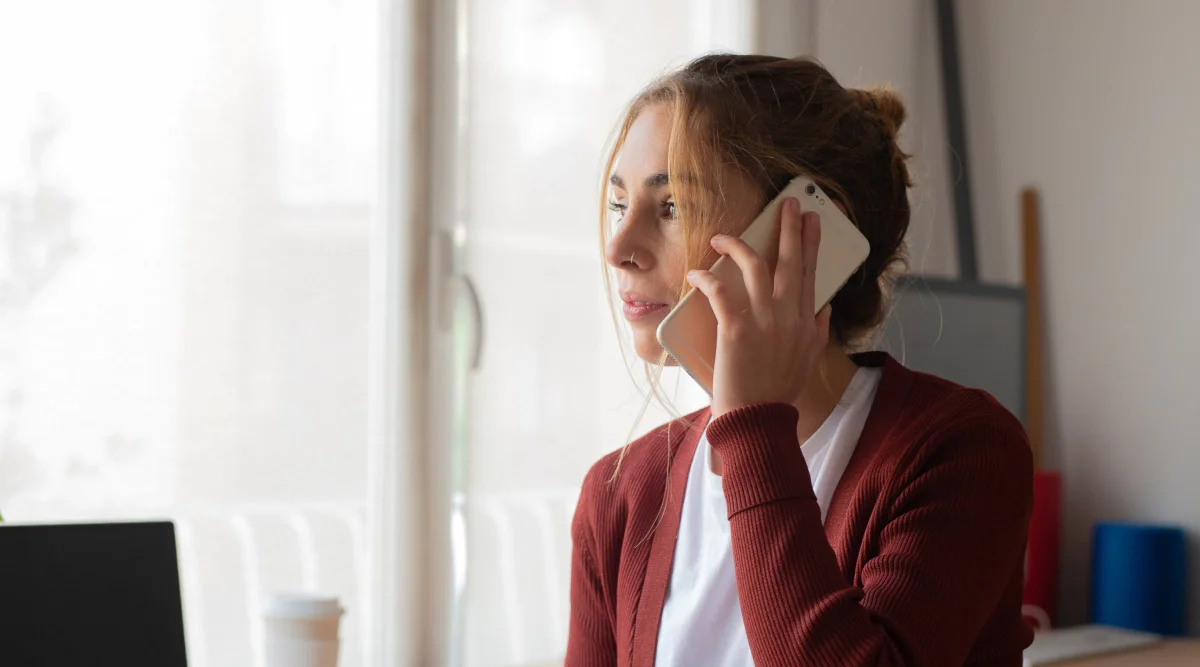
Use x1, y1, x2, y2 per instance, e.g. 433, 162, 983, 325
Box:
633, 336, 679, 366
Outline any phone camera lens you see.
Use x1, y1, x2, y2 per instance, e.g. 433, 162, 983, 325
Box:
804, 184, 816, 195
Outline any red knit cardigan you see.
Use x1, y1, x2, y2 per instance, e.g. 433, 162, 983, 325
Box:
565, 352, 1034, 667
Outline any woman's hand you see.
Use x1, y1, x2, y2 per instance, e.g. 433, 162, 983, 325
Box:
686, 197, 831, 418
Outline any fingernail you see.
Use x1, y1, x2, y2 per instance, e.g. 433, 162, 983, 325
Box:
787, 198, 800, 215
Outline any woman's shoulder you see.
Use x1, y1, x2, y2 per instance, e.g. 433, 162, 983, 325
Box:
881, 367, 1033, 492
859, 351, 1025, 441
572, 408, 707, 544
902, 368, 1027, 440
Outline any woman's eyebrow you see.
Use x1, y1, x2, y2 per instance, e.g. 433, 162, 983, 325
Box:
609, 172, 670, 190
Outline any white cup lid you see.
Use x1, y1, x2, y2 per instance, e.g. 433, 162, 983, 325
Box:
263, 593, 343, 619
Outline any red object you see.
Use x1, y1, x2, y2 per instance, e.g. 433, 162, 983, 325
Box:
566, 353, 1034, 667
1022, 471, 1062, 630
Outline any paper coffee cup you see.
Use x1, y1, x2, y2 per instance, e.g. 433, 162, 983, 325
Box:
263, 593, 344, 667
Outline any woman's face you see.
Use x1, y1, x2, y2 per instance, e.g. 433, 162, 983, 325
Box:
605, 103, 764, 363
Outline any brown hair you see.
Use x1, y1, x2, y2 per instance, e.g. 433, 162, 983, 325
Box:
600, 54, 912, 348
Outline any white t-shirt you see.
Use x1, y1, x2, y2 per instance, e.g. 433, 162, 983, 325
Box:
654, 366, 882, 667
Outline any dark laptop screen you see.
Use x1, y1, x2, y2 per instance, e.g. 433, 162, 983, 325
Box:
0, 521, 188, 667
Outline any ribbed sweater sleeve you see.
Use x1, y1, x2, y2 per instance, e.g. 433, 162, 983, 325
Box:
705, 399, 1033, 667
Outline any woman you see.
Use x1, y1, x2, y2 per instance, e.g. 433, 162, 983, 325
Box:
566, 55, 1033, 667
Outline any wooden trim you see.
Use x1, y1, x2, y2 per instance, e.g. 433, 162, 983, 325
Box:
1021, 188, 1045, 469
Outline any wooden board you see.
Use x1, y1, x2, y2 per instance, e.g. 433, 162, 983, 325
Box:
1022, 188, 1045, 468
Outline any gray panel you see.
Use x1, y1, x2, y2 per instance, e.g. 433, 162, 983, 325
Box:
875, 277, 1027, 423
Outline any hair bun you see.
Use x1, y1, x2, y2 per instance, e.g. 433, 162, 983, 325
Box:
849, 85, 907, 137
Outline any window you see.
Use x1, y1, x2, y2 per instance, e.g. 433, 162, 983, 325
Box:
0, 1, 382, 664
1, 1, 765, 664
447, 2, 752, 664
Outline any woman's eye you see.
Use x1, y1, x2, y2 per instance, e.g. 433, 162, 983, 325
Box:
608, 201, 627, 219
664, 201, 678, 220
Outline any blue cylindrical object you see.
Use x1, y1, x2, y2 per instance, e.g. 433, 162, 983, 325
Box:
1091, 522, 1187, 635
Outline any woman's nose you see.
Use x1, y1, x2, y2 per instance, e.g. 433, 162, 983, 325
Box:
605, 214, 652, 271
605, 229, 646, 271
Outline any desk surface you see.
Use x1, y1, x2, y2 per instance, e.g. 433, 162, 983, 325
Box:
1049, 640, 1200, 666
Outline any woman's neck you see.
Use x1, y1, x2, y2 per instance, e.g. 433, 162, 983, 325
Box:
792, 346, 859, 443
708, 345, 858, 476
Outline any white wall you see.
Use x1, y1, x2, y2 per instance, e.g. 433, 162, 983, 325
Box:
957, 0, 1200, 629
811, 0, 960, 279
807, 0, 1200, 631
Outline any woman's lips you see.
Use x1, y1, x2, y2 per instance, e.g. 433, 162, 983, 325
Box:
621, 299, 670, 321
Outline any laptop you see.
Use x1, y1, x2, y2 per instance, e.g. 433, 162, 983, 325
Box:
0, 521, 188, 666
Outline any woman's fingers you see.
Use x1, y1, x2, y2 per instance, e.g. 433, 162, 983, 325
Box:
686, 269, 736, 323
815, 303, 832, 345
775, 200, 822, 318
796, 210, 822, 318
703, 198, 823, 330
709, 234, 773, 322
773, 198, 804, 307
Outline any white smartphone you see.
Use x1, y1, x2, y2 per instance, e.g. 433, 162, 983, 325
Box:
655, 175, 870, 395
